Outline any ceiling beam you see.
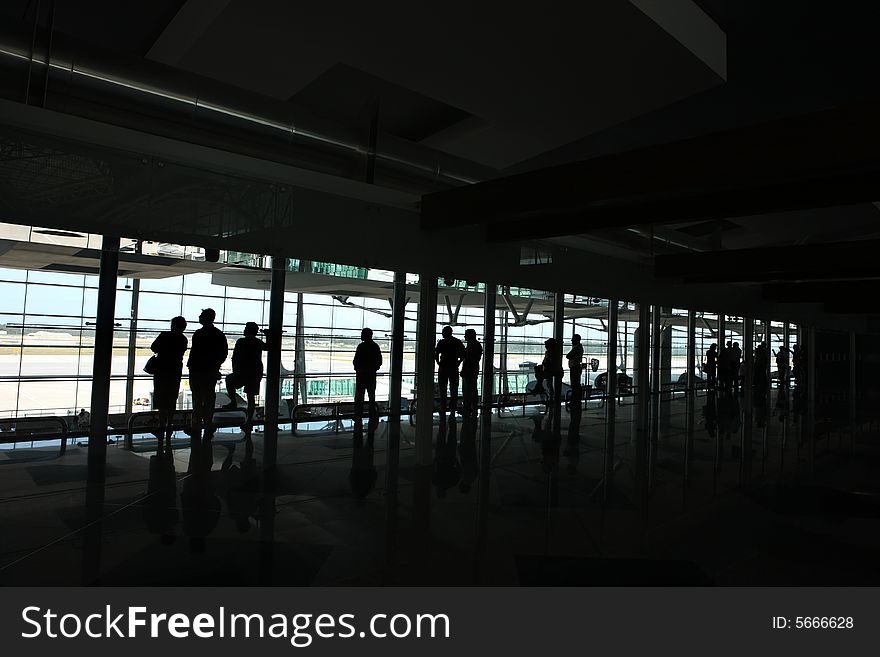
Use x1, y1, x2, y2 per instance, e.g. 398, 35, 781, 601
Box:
421, 99, 880, 238
656, 239, 880, 283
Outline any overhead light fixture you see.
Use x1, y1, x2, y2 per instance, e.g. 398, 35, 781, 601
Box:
34, 229, 86, 238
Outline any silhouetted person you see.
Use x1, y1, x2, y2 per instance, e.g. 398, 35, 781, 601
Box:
150, 316, 188, 454
792, 343, 804, 388
704, 343, 718, 390
730, 341, 743, 392
718, 340, 732, 391
535, 337, 563, 405
353, 327, 382, 419
76, 408, 90, 429
461, 328, 483, 415
223, 322, 267, 429
567, 333, 584, 401
776, 345, 791, 389
187, 308, 228, 442
435, 326, 465, 414
754, 341, 769, 391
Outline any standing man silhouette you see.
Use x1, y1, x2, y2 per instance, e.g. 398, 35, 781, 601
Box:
353, 327, 383, 419
435, 326, 465, 414
461, 328, 483, 415
223, 322, 267, 429
187, 308, 228, 442
567, 333, 584, 401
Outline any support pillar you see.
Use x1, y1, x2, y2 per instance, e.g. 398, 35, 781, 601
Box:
415, 274, 438, 465
293, 260, 309, 406
650, 305, 661, 447
481, 284, 497, 427
807, 326, 817, 473
553, 292, 565, 425
124, 242, 142, 415
387, 272, 407, 452
384, 271, 406, 575
603, 299, 618, 504
742, 318, 754, 487
262, 256, 287, 470
849, 330, 857, 440
87, 236, 119, 483
686, 311, 696, 392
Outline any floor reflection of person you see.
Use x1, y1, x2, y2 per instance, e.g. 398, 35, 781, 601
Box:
181, 440, 220, 554
458, 413, 478, 494
350, 414, 379, 499
563, 403, 582, 475
703, 391, 718, 439
143, 452, 179, 547
221, 444, 260, 533
432, 416, 460, 498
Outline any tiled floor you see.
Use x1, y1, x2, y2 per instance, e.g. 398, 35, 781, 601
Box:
2, 387, 879, 585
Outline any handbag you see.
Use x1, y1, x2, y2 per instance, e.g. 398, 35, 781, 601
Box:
144, 356, 158, 375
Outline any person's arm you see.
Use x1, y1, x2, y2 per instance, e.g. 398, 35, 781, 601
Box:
434, 342, 442, 366
150, 333, 162, 354
376, 343, 383, 371
353, 343, 363, 371
457, 341, 466, 366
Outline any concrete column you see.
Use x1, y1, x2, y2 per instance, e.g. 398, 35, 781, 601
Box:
650, 305, 661, 445
764, 320, 772, 390
87, 236, 119, 483
742, 318, 754, 487
124, 241, 142, 415
849, 330, 857, 440
387, 272, 407, 450
686, 310, 696, 392
262, 256, 287, 470
718, 314, 726, 352
415, 274, 438, 465
481, 283, 497, 425
604, 299, 618, 504
384, 271, 407, 562
553, 292, 565, 417
807, 326, 817, 472
744, 318, 754, 392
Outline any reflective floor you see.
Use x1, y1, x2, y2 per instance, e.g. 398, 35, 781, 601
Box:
2, 386, 880, 585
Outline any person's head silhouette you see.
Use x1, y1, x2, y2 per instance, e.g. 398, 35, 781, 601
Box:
361, 327, 373, 341
199, 308, 216, 326
464, 328, 476, 342
572, 333, 581, 344
544, 338, 557, 350
442, 326, 453, 339
171, 316, 187, 333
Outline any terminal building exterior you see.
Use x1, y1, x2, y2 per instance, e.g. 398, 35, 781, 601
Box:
0, 1, 877, 585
